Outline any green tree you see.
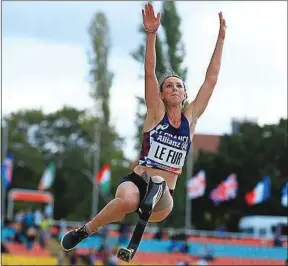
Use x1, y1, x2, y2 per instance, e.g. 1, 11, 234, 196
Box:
89, 12, 113, 125
88, 12, 116, 168
162, 1, 187, 80
4, 107, 129, 221
6, 110, 46, 189
192, 118, 288, 231
132, 25, 166, 79
134, 96, 146, 151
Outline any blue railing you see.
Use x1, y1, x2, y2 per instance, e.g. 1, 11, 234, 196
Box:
77, 235, 287, 260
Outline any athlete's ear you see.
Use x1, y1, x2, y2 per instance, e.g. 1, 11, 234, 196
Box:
159, 92, 165, 101
184, 92, 188, 101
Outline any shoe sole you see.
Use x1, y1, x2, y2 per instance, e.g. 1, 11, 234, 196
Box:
60, 230, 76, 251
117, 248, 134, 262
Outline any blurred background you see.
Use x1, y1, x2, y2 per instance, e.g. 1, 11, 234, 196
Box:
1, 1, 287, 265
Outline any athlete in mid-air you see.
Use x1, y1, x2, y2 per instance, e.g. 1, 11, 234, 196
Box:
61, 2, 226, 261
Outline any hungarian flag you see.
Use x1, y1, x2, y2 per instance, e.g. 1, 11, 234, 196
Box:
187, 170, 206, 199
245, 176, 270, 205
96, 163, 111, 194
38, 162, 56, 190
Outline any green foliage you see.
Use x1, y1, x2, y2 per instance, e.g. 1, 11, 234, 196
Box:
162, 1, 187, 80
131, 25, 166, 79
88, 12, 114, 126
4, 107, 129, 221
134, 96, 147, 151
88, 12, 122, 174
191, 118, 288, 231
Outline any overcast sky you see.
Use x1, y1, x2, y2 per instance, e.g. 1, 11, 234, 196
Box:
2, 1, 287, 160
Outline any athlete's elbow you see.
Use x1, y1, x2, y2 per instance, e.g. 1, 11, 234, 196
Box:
204, 75, 218, 87
145, 71, 156, 79
144, 60, 156, 74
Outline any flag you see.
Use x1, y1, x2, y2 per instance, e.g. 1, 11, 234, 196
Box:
210, 173, 238, 205
245, 176, 270, 205
38, 162, 56, 190
1, 153, 13, 189
187, 170, 206, 199
96, 163, 111, 194
281, 182, 288, 207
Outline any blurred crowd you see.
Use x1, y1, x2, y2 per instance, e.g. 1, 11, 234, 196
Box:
57, 220, 131, 266
153, 228, 214, 266
2, 207, 53, 251
81, 221, 131, 266
273, 225, 284, 248
3, 208, 218, 266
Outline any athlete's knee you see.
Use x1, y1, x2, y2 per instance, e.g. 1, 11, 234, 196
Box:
115, 182, 140, 213
116, 197, 139, 214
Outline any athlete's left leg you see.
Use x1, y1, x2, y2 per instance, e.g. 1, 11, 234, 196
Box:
117, 176, 173, 262
149, 183, 174, 222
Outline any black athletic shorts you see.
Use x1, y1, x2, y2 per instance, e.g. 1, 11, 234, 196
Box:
119, 172, 174, 205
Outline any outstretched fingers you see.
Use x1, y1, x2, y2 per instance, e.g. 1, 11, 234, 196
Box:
156, 12, 161, 23
145, 3, 151, 18
218, 11, 227, 28
142, 2, 161, 33
148, 2, 154, 17
218, 12, 223, 20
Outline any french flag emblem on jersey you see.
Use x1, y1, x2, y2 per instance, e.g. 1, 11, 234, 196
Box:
245, 176, 270, 205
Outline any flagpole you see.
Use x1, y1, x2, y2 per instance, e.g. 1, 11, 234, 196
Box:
91, 123, 101, 219
82, 169, 113, 203
185, 143, 193, 230
2, 120, 8, 220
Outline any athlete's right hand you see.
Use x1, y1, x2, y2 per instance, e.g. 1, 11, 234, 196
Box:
142, 2, 161, 33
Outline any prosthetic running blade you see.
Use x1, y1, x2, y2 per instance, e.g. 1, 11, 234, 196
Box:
117, 178, 166, 262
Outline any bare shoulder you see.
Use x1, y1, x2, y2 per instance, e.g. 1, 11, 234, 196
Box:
183, 101, 196, 124
142, 108, 165, 133
183, 102, 199, 137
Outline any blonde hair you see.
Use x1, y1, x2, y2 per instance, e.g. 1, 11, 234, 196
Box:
158, 70, 186, 92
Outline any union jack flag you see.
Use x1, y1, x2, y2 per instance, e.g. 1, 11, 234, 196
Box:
210, 173, 238, 205
187, 170, 206, 199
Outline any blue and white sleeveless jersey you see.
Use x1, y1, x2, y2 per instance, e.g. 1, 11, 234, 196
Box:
138, 113, 191, 175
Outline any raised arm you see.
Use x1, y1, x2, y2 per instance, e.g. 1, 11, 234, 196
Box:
185, 12, 227, 123
142, 3, 165, 114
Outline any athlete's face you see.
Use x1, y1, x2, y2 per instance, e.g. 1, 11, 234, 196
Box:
160, 77, 187, 106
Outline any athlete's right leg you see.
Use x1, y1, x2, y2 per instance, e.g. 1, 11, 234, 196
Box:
87, 182, 140, 232
61, 181, 140, 251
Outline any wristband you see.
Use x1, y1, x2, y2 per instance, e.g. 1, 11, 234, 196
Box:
144, 27, 157, 34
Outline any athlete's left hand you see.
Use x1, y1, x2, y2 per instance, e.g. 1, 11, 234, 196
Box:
142, 2, 161, 33
218, 12, 227, 39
